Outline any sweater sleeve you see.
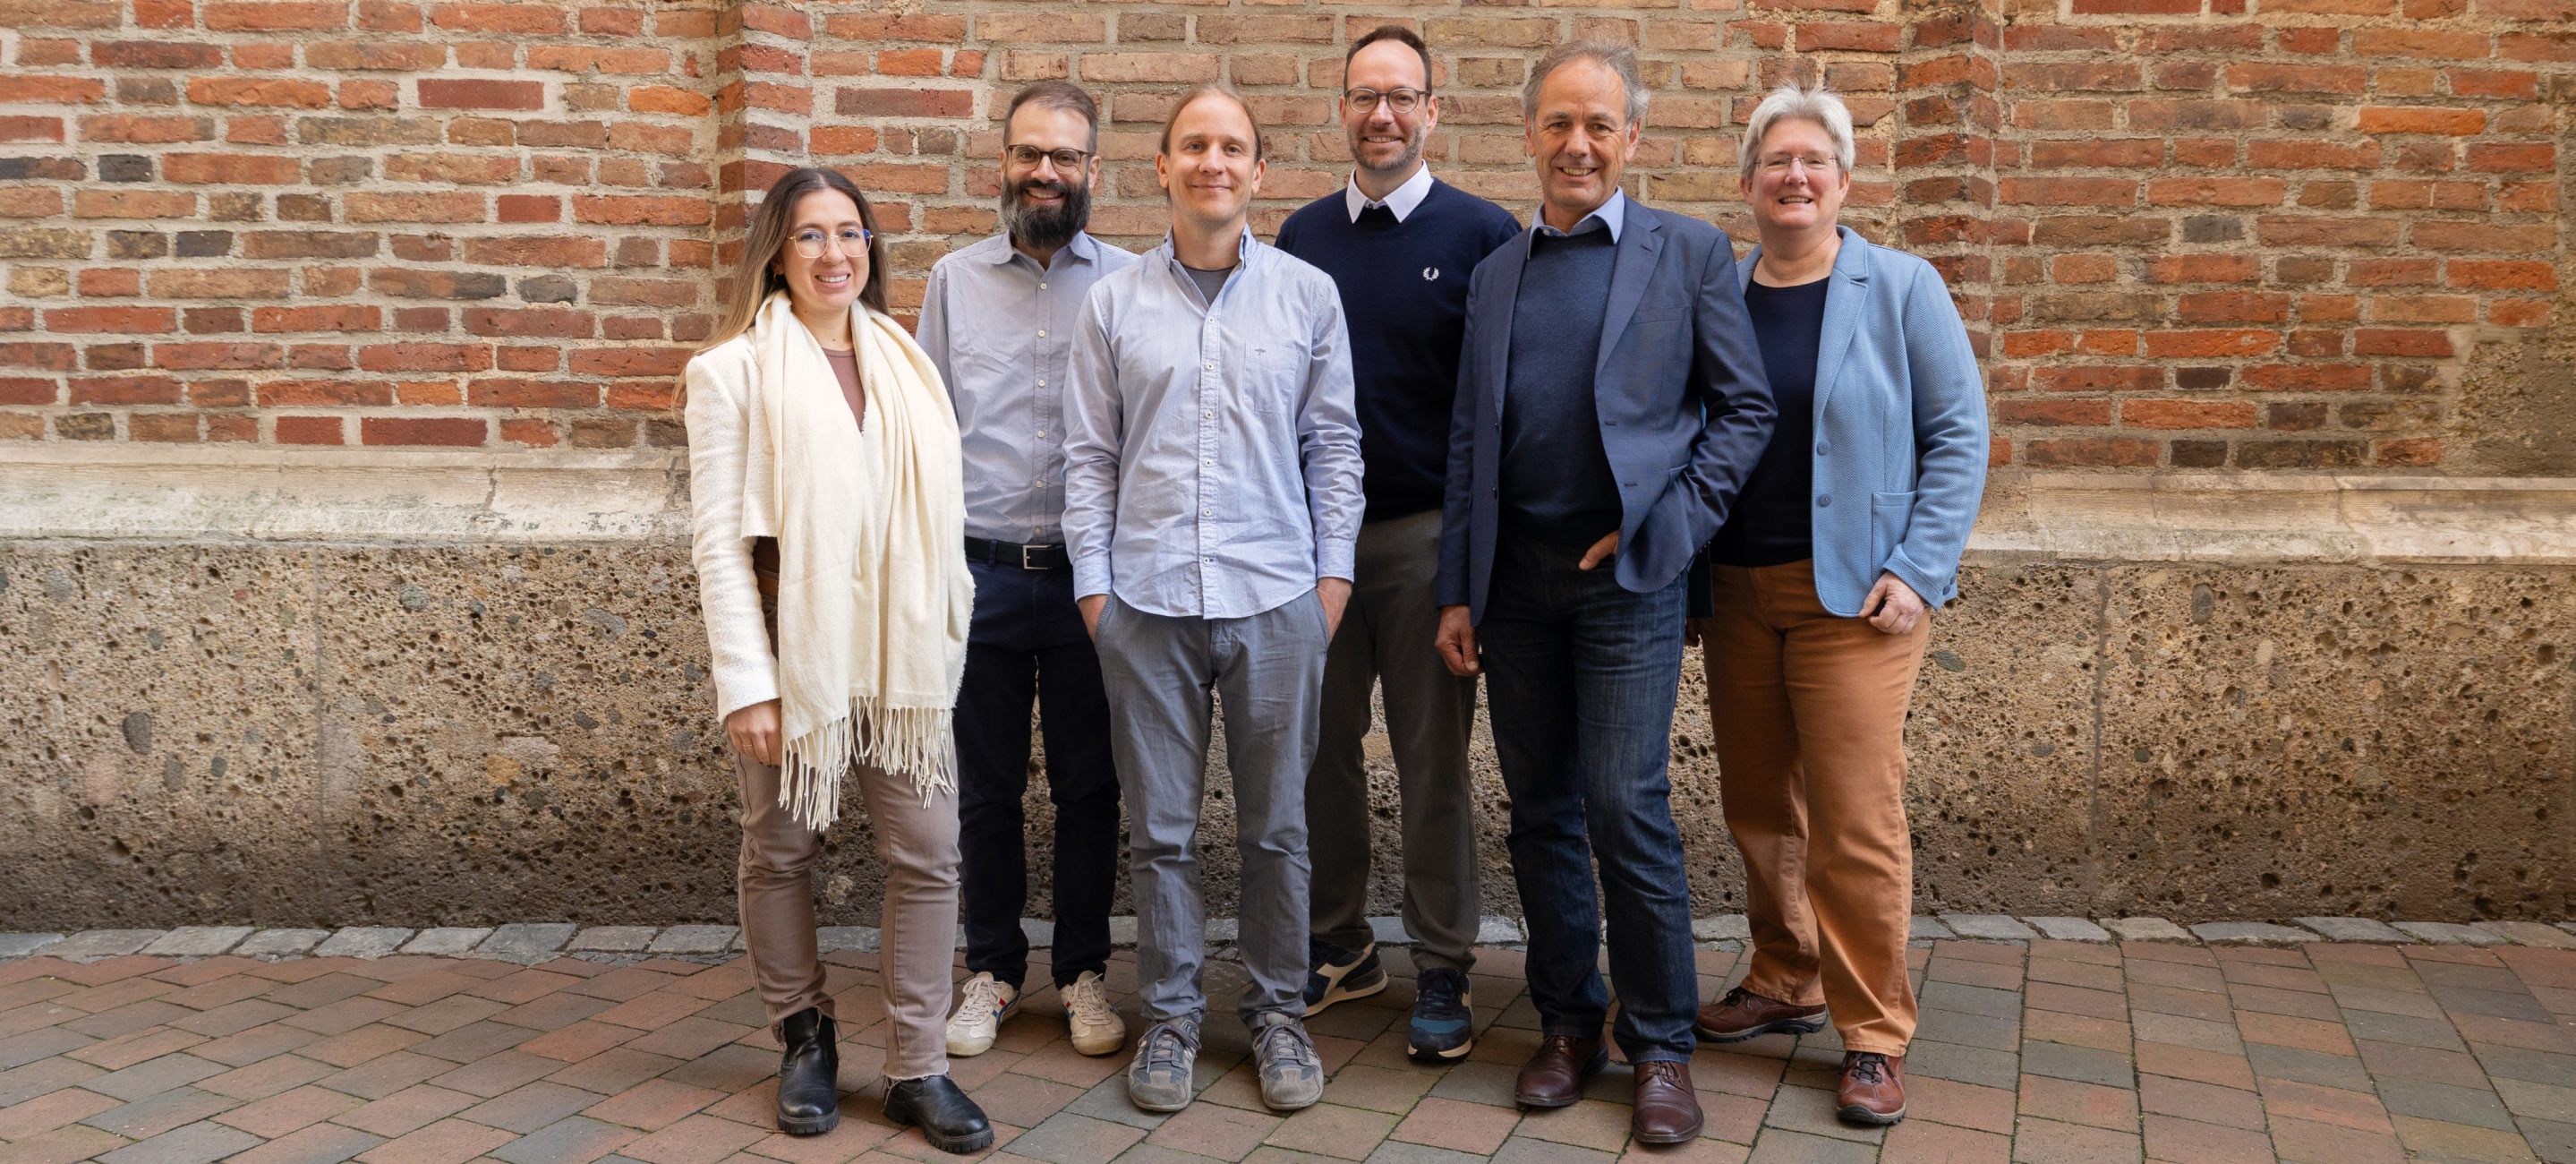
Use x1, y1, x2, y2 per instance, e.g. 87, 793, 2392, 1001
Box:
681, 344, 780, 722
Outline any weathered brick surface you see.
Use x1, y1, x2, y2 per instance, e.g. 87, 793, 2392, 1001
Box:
0, 0, 2566, 466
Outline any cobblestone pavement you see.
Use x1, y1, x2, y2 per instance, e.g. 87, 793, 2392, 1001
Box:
3, 933, 2573, 1164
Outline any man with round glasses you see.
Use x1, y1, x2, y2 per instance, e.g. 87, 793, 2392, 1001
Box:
915, 80, 1137, 1065
1273, 24, 1521, 1065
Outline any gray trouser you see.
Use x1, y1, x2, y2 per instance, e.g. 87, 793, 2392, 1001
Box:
1308, 509, 1481, 972
1094, 589, 1331, 1027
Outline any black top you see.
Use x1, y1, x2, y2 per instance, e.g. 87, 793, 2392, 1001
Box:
1499, 228, 1624, 550
1274, 179, 1523, 520
1711, 276, 1827, 567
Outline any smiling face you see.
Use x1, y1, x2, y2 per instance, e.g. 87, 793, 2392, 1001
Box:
1001, 102, 1097, 251
1342, 39, 1437, 180
1524, 57, 1640, 231
771, 187, 867, 317
1743, 116, 1849, 238
1156, 92, 1265, 234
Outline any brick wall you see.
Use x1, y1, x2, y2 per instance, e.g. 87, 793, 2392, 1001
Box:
0, 0, 2566, 469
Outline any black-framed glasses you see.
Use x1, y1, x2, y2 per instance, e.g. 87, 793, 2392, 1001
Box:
790, 227, 871, 260
1344, 87, 1428, 116
1006, 145, 1092, 171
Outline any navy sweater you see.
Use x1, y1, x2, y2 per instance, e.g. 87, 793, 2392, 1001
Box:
1499, 228, 1624, 549
1275, 179, 1522, 520
1712, 277, 1828, 567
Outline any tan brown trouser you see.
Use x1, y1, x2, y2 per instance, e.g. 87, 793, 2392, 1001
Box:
1701, 559, 1931, 1057
737, 749, 960, 1081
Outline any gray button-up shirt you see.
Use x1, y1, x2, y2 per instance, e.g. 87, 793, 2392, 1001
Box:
915, 231, 1136, 544
1063, 228, 1364, 619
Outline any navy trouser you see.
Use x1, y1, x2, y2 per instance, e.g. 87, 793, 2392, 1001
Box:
955, 557, 1121, 989
1476, 530, 1698, 1063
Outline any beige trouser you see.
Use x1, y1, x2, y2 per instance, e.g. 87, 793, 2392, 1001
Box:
1702, 559, 1931, 1057
737, 749, 960, 1081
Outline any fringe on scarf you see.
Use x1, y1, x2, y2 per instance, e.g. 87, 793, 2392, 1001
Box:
776, 699, 958, 831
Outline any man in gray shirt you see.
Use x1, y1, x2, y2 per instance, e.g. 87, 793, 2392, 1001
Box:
914, 81, 1136, 1065
1062, 84, 1363, 1117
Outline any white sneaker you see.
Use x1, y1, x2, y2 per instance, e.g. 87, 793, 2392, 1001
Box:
1062, 971, 1124, 1057
945, 971, 1017, 1057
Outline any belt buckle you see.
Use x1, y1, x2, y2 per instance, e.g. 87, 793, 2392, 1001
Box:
1019, 543, 1044, 570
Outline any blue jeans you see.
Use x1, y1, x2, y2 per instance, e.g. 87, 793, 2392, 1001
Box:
1477, 531, 1697, 1063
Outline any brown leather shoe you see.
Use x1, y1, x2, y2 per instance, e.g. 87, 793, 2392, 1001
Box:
1836, 1051, 1906, 1125
1513, 1033, 1607, 1108
1631, 1060, 1704, 1144
1694, 986, 1827, 1043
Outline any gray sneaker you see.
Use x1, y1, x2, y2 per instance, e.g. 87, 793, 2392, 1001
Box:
1250, 1012, 1324, 1111
1127, 1019, 1199, 1112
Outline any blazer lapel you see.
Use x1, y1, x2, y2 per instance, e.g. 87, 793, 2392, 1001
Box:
1594, 210, 1664, 380
1486, 228, 1533, 424
1807, 227, 1869, 423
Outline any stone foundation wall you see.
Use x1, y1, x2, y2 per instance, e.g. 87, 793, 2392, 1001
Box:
6, 466, 2566, 928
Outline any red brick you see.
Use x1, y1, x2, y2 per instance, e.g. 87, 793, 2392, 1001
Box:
2353, 27, 2490, 56
417, 78, 546, 110
72, 374, 182, 403
2356, 106, 2486, 134
2354, 328, 2454, 356
2027, 437, 2160, 466
2124, 400, 2257, 429
361, 416, 486, 445
0, 75, 107, 103
2148, 177, 2285, 206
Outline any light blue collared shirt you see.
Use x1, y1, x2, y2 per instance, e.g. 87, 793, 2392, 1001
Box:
1062, 227, 1364, 618
1532, 187, 1626, 244
915, 232, 1137, 544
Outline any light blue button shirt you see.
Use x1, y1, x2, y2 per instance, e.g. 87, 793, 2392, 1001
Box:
1062, 227, 1364, 619
915, 231, 1136, 545
1532, 186, 1626, 243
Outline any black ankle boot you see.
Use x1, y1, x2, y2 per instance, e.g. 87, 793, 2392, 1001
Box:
774, 1007, 840, 1135
883, 1074, 993, 1155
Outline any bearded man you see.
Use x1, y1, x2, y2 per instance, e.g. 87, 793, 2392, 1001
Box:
915, 80, 1138, 1062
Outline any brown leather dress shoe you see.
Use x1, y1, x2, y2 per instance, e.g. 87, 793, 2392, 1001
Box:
1513, 1033, 1607, 1108
1836, 1051, 1906, 1125
1631, 1060, 1704, 1144
1694, 987, 1827, 1043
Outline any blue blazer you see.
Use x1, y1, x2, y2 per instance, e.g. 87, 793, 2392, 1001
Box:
1437, 201, 1776, 625
1737, 227, 1988, 616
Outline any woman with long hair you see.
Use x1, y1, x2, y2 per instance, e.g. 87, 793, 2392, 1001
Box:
680, 167, 992, 1154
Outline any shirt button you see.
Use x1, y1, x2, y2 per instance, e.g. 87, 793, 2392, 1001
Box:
1817, 495, 1833, 508
1816, 441, 1830, 456
1036, 330, 1046, 338
1036, 379, 1045, 387
1204, 363, 1215, 371
1203, 410, 1213, 419
1039, 282, 1048, 289
1202, 509, 1212, 517
1035, 430, 1045, 438
1203, 458, 1213, 466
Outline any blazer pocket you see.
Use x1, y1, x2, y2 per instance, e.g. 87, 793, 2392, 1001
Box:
1869, 491, 1916, 572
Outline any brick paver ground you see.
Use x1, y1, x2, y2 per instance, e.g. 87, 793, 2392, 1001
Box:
3, 937, 2572, 1163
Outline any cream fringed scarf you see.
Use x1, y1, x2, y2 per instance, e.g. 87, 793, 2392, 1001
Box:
738, 292, 972, 830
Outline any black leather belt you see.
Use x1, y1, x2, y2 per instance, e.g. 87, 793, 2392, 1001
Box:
965, 536, 1069, 570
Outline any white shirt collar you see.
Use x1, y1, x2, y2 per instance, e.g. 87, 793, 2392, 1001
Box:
1343, 164, 1435, 224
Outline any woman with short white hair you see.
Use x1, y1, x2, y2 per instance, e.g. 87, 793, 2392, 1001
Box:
1690, 81, 1988, 1128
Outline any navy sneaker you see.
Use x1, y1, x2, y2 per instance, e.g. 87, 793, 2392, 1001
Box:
1407, 966, 1475, 1062
1301, 937, 1386, 1016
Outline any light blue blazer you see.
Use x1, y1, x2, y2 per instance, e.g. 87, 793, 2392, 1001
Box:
1736, 227, 1988, 616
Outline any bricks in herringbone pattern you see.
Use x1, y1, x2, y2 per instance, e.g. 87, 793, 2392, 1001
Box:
2, 940, 2572, 1163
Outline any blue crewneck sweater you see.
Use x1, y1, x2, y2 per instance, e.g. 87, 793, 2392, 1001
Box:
1275, 178, 1521, 520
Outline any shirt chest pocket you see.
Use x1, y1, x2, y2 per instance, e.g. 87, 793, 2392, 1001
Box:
1242, 344, 1303, 415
